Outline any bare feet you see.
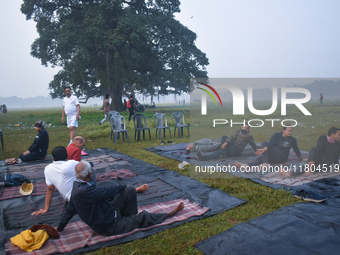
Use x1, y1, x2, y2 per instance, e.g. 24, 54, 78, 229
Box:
235, 161, 248, 168
167, 202, 185, 217
136, 184, 148, 193
279, 166, 293, 177
302, 162, 314, 176
302, 171, 314, 176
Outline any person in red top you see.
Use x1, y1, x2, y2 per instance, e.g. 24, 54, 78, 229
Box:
66, 136, 86, 161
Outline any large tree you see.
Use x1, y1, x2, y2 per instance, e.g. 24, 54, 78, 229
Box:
21, 0, 209, 110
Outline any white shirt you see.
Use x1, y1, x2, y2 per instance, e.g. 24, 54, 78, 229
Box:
63, 95, 79, 116
44, 160, 78, 201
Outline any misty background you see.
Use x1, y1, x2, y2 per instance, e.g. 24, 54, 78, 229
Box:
1, 1, 340, 108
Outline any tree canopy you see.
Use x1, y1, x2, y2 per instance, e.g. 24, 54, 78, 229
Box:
21, 0, 209, 109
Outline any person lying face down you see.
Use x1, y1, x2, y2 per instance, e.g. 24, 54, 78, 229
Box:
57, 161, 184, 236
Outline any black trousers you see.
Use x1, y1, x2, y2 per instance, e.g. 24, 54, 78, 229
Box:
106, 186, 167, 236
128, 109, 135, 121
248, 141, 287, 166
19, 151, 45, 162
203, 135, 242, 160
308, 147, 334, 170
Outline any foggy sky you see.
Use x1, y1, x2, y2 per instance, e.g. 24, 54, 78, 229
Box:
1, 0, 340, 98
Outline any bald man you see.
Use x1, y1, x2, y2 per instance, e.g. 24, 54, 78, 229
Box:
66, 136, 86, 161
57, 161, 184, 235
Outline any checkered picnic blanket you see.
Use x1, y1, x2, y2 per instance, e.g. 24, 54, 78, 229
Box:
6, 155, 126, 180
5, 199, 210, 255
0, 169, 137, 201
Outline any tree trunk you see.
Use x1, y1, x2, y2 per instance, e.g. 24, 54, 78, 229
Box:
106, 48, 124, 111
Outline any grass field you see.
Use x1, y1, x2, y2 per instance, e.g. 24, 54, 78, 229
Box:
0, 101, 339, 255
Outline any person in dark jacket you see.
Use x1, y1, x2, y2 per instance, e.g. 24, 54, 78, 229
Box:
303, 127, 340, 175
235, 127, 304, 168
19, 120, 49, 162
127, 94, 138, 121
57, 161, 184, 235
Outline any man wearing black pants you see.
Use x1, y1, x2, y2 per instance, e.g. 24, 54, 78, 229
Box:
19, 120, 49, 162
304, 127, 340, 175
235, 127, 304, 169
128, 94, 138, 121
57, 161, 184, 235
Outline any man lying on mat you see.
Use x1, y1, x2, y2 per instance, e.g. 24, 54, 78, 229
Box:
235, 127, 305, 170
57, 161, 184, 236
303, 127, 340, 176
195, 124, 258, 161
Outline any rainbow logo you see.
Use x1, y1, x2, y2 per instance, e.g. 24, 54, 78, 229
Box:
197, 82, 223, 106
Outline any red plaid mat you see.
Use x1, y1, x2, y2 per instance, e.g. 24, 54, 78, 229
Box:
5, 199, 210, 255
6, 155, 126, 180
96, 169, 136, 182
0, 169, 137, 201
230, 151, 337, 186
252, 151, 340, 186
0, 181, 47, 200
259, 170, 340, 186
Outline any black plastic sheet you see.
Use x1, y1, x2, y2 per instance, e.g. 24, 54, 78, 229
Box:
196, 198, 340, 255
0, 148, 245, 255
145, 143, 190, 162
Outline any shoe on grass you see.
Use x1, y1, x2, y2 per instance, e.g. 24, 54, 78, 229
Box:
294, 190, 326, 203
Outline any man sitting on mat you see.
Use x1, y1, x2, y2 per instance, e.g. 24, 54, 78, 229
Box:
66, 136, 86, 161
31, 146, 96, 217
57, 161, 184, 236
303, 127, 340, 176
19, 120, 49, 162
31, 146, 81, 216
235, 127, 304, 169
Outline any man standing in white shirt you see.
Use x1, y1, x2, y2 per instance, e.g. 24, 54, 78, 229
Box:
61, 86, 88, 156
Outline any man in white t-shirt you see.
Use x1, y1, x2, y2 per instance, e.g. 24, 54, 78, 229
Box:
31, 146, 78, 216
62, 86, 80, 146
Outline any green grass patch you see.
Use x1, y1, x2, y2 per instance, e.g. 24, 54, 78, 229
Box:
0, 102, 338, 255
